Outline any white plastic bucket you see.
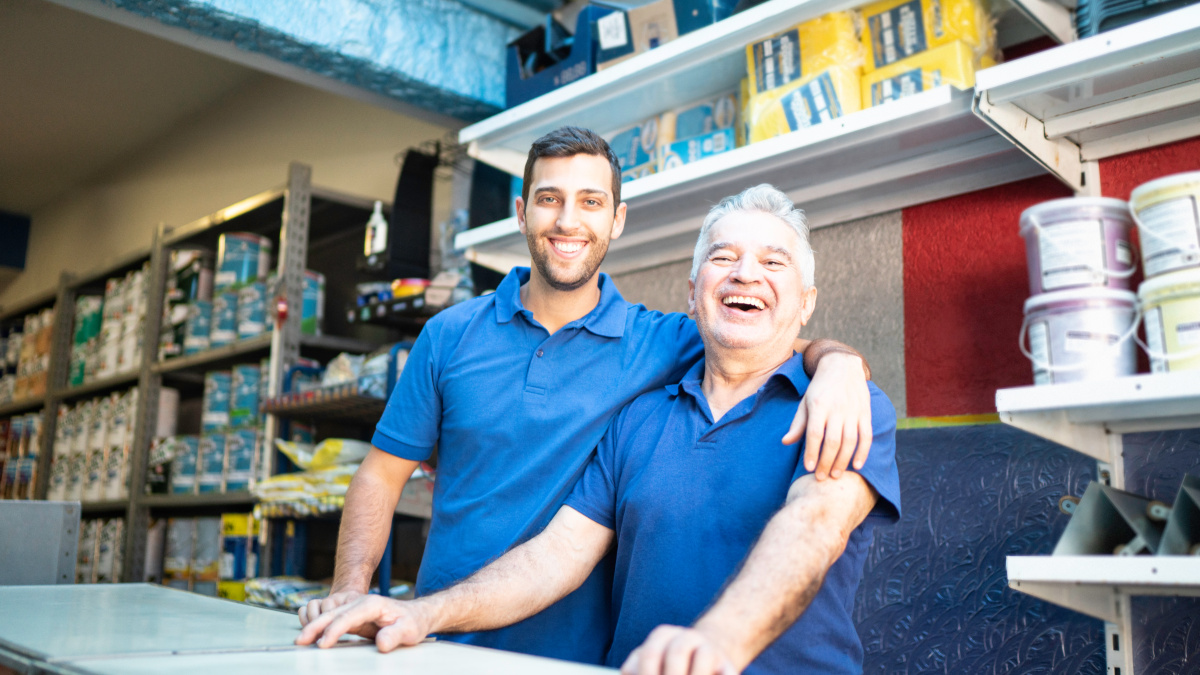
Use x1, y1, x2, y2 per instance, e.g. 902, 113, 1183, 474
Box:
1021, 287, 1139, 385
1129, 171, 1200, 278
1138, 268, 1200, 373
1019, 197, 1135, 294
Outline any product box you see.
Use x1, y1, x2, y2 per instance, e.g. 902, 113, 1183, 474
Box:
211, 291, 238, 348
230, 365, 260, 429
201, 370, 232, 431
861, 40, 993, 107
223, 428, 258, 492
506, 6, 616, 108
193, 517, 222, 586
608, 116, 666, 171
168, 435, 200, 494
197, 433, 227, 493
183, 301, 212, 355
596, 0, 680, 70
163, 517, 195, 589
621, 161, 657, 183
859, 0, 993, 72
658, 128, 737, 171
220, 513, 260, 581
217, 581, 247, 602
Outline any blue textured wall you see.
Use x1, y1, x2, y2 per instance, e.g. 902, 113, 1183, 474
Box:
91, 0, 515, 119
856, 424, 1106, 673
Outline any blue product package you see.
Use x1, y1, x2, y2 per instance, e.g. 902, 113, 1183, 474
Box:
751, 28, 803, 93
658, 128, 736, 171
870, 68, 931, 105
197, 433, 226, 493
201, 371, 232, 431
230, 365, 260, 428
211, 291, 238, 347
781, 72, 844, 130
609, 121, 658, 170
215, 233, 271, 289
183, 301, 212, 355
236, 282, 266, 338
223, 428, 258, 492
672, 0, 737, 35
169, 436, 199, 494
301, 271, 324, 336
868, 0, 928, 68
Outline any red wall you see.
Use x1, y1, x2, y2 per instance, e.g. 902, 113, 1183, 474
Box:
1099, 136, 1200, 199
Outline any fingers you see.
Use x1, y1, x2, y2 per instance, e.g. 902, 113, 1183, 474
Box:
662, 631, 704, 675
853, 414, 873, 470
295, 601, 344, 646
828, 417, 859, 479
299, 600, 312, 627
782, 402, 807, 445
802, 400, 827, 474
621, 647, 643, 675
624, 627, 731, 675
814, 412, 844, 481
689, 643, 719, 675
375, 617, 428, 653
633, 626, 678, 675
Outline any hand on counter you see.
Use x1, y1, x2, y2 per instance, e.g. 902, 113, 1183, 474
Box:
295, 594, 433, 652
298, 589, 365, 627
620, 625, 738, 675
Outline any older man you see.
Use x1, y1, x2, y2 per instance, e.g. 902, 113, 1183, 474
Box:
299, 184, 900, 675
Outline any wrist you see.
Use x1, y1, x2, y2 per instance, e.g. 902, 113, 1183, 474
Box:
693, 616, 752, 670
814, 349, 869, 379
408, 596, 445, 635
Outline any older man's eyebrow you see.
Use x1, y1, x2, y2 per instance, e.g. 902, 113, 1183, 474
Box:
705, 241, 734, 257
705, 242, 794, 261
764, 245, 793, 261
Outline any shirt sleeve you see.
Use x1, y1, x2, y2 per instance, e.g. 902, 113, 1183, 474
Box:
651, 311, 705, 383
791, 382, 902, 524
371, 322, 442, 461
563, 417, 622, 530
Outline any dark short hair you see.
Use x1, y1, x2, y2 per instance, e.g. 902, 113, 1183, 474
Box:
522, 126, 622, 211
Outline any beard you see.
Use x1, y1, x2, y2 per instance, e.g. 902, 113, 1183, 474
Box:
526, 228, 610, 291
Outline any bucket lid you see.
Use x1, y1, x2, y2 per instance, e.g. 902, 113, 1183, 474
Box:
1137, 267, 1200, 303
1019, 197, 1131, 234
1024, 287, 1137, 314
1130, 171, 1200, 209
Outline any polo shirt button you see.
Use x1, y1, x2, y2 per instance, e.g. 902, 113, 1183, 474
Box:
536, 349, 544, 357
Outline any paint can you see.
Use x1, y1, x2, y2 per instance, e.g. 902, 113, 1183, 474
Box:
1019, 197, 1135, 294
1138, 267, 1200, 373
1020, 287, 1139, 385
211, 291, 238, 347
183, 301, 212, 355
230, 364, 261, 428
170, 248, 215, 303
197, 433, 226, 493
216, 233, 272, 289
236, 282, 267, 339
1129, 171, 1200, 278
223, 428, 258, 492
302, 271, 325, 336
201, 370, 232, 431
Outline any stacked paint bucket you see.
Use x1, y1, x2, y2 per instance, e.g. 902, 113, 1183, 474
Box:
214, 233, 273, 348
1130, 172, 1200, 374
1019, 197, 1139, 384
160, 248, 214, 359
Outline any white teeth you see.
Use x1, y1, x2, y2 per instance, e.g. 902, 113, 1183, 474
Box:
553, 241, 584, 253
722, 295, 765, 310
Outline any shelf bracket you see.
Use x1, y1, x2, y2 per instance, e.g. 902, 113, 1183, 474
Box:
1106, 594, 1136, 675
972, 92, 1085, 192
1007, 0, 1077, 44
999, 410, 1116, 462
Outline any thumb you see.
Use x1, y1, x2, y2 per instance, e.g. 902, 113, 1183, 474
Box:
783, 403, 807, 445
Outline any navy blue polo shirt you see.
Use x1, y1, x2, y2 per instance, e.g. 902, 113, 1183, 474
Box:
565, 354, 901, 674
372, 267, 704, 663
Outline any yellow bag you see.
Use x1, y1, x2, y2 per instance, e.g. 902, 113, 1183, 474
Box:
861, 40, 997, 107
860, 0, 994, 73
746, 65, 862, 144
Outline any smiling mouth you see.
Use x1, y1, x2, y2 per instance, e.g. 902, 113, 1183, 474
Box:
550, 239, 587, 256
722, 295, 766, 312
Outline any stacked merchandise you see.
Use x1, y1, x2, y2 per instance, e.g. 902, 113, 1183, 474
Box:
607, 92, 744, 183
1076, 0, 1199, 38
76, 517, 125, 583
213, 233, 271, 348
154, 363, 265, 496
68, 264, 150, 386
744, 12, 864, 143
158, 514, 260, 596
858, 0, 996, 108
216, 513, 261, 600
159, 247, 215, 359
0, 307, 54, 404
0, 413, 42, 500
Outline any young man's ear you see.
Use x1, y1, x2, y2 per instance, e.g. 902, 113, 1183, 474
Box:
515, 196, 526, 235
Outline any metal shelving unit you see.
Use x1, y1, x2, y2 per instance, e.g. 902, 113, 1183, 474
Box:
345, 292, 437, 330
974, 5, 1200, 194
995, 371, 1200, 673
262, 385, 387, 426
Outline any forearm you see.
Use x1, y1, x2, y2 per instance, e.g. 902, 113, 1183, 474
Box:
417, 508, 610, 634
796, 338, 871, 380
331, 456, 413, 593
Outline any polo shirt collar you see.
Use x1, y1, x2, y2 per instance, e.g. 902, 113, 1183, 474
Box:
493, 266, 628, 338
666, 350, 811, 399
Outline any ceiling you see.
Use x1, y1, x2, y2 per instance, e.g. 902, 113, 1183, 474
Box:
0, 0, 258, 215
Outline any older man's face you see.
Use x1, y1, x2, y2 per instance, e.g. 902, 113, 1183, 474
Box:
688, 211, 817, 353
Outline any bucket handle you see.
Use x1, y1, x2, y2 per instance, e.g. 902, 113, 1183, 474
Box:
1133, 320, 1200, 364
1019, 305, 1142, 372
1131, 209, 1200, 259
1027, 216, 1137, 282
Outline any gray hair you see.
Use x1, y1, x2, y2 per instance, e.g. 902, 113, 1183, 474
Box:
690, 184, 815, 287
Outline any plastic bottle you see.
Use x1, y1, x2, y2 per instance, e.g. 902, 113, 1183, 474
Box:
364, 201, 388, 256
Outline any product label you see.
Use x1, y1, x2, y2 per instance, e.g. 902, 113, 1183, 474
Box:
1038, 219, 1106, 290
597, 12, 629, 50
781, 72, 843, 131
1138, 196, 1200, 277
871, 69, 925, 105
1177, 321, 1200, 347
1029, 321, 1051, 384
752, 29, 802, 93
1145, 307, 1167, 373
1116, 241, 1133, 265
869, 0, 927, 68
1063, 329, 1119, 354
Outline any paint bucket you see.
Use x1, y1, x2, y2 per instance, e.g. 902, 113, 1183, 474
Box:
223, 428, 258, 492
201, 370, 232, 431
1138, 267, 1200, 373
1020, 288, 1139, 385
211, 291, 238, 347
1019, 197, 1136, 294
1129, 171, 1200, 278
197, 433, 226, 493
169, 436, 199, 494
170, 248, 214, 303
183, 301, 212, 355
230, 364, 261, 428
216, 233, 272, 289
236, 282, 267, 339
302, 271, 325, 336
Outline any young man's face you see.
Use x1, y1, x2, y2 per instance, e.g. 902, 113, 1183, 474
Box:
516, 154, 626, 291
688, 211, 817, 353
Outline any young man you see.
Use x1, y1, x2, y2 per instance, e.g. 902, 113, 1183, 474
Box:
297, 184, 901, 675
300, 128, 877, 664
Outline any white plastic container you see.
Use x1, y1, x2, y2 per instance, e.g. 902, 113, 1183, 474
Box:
1129, 171, 1200, 278
1021, 288, 1139, 385
1139, 267, 1200, 373
1020, 197, 1136, 294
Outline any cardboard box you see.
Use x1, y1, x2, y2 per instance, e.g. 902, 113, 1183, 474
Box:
658, 128, 737, 171
597, 0, 680, 71
506, 6, 617, 108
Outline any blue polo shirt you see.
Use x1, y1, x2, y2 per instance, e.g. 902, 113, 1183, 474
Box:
371, 267, 704, 663
565, 354, 901, 674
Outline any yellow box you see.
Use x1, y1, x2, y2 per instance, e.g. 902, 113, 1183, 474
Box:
745, 12, 862, 97
861, 40, 995, 107
860, 0, 993, 73
746, 64, 862, 144
217, 580, 246, 602
221, 512, 260, 537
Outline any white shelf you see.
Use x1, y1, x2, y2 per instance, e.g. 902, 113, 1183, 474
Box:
973, 5, 1200, 192
995, 371, 1200, 461
457, 87, 1042, 275
1007, 555, 1200, 623
458, 0, 869, 175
